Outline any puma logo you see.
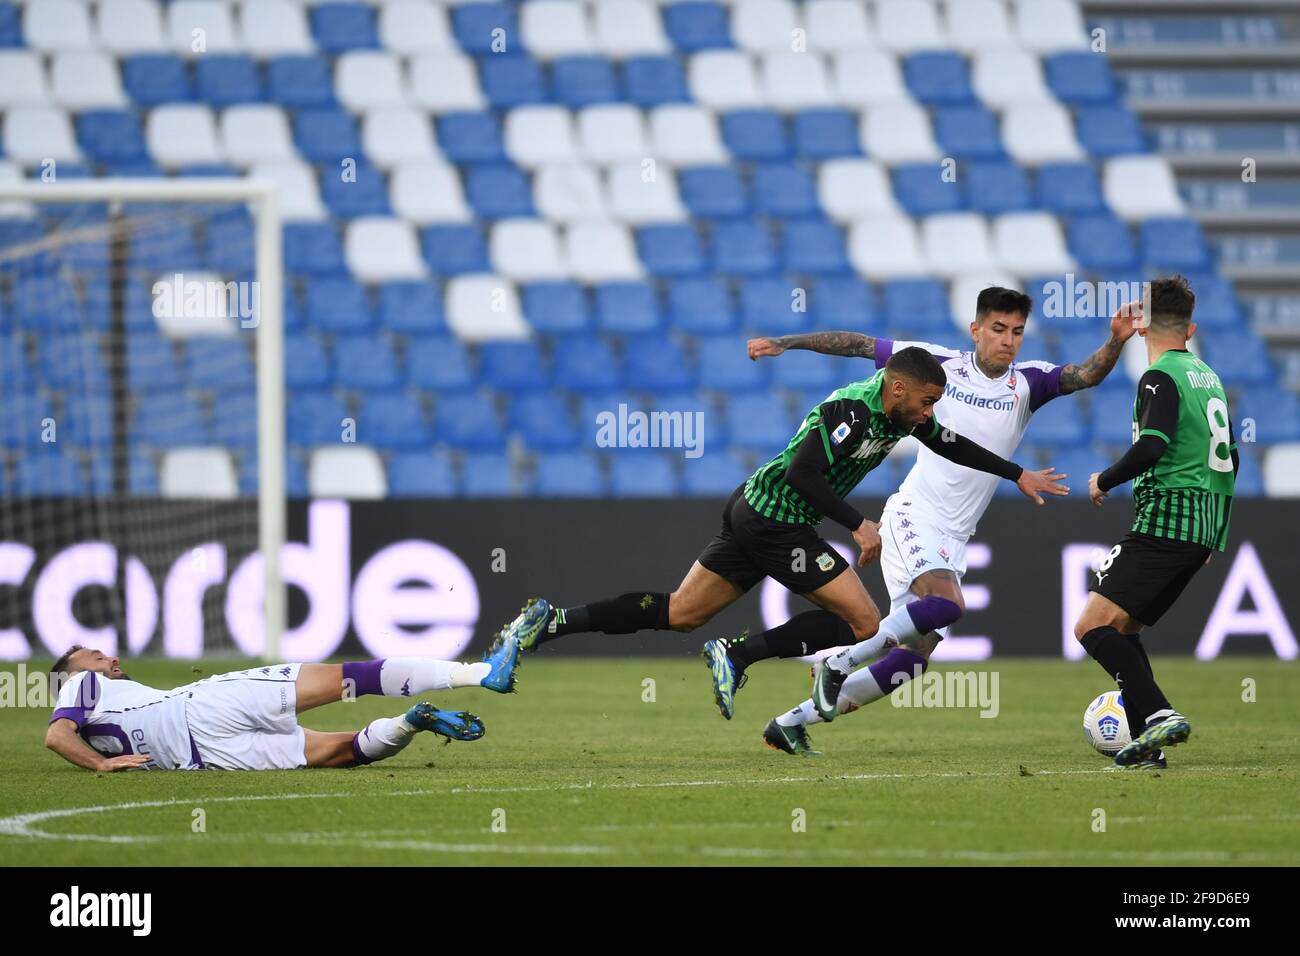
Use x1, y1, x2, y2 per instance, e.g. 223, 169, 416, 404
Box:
1095, 571, 1108, 584
1144, 384, 1159, 395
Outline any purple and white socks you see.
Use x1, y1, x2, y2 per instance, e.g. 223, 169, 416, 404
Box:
341, 658, 490, 698
777, 646, 930, 728
832, 596, 961, 671
350, 715, 420, 765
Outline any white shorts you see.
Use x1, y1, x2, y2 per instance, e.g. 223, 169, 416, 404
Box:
878, 509, 968, 638
184, 664, 307, 771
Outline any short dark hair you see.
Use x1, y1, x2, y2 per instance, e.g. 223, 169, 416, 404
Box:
975, 286, 1032, 322
886, 346, 946, 388
1147, 275, 1195, 332
50, 644, 85, 680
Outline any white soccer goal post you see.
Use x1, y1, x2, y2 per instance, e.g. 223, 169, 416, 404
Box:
0, 179, 286, 662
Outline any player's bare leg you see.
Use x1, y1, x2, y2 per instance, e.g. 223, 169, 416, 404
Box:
668, 562, 747, 631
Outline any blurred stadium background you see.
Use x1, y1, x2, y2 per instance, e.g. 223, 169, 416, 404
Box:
0, 0, 1296, 661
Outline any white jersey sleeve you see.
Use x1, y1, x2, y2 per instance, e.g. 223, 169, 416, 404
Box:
873, 339, 963, 369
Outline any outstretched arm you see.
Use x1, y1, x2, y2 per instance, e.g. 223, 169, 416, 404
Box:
1059, 301, 1141, 395
918, 424, 1069, 504
748, 331, 878, 360
45, 718, 149, 772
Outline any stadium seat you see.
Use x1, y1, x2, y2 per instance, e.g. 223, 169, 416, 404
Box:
335, 337, 402, 392
465, 164, 534, 220
833, 49, 908, 106
818, 159, 898, 221
3, 106, 82, 164
594, 1, 671, 58
638, 224, 706, 276
623, 55, 691, 107
186, 338, 255, 393
479, 341, 550, 393
893, 163, 964, 216
522, 281, 590, 334
1076, 107, 1148, 157
813, 275, 880, 329
625, 338, 695, 392
1015, 0, 1089, 53
649, 105, 727, 165
721, 109, 790, 162
762, 52, 834, 111
1035, 162, 1105, 214
388, 449, 458, 497
362, 108, 437, 169
782, 220, 850, 274
96, 0, 167, 56
305, 276, 376, 333
668, 276, 736, 334
159, 448, 239, 499
696, 335, 768, 391
1067, 217, 1138, 273
51, 52, 127, 109
934, 107, 1005, 161
1003, 103, 1084, 165
444, 273, 530, 340
680, 166, 749, 219
564, 222, 644, 282
609, 453, 680, 497
308, 445, 388, 498
993, 212, 1075, 276
267, 56, 334, 108
166, 1, 235, 54
534, 450, 606, 496
576, 105, 649, 163
311, 3, 379, 54
805, 0, 872, 52
407, 335, 476, 391
965, 161, 1032, 214
1139, 218, 1210, 272
905, 52, 974, 106
876, 0, 946, 53
552, 337, 623, 393
792, 109, 859, 159
689, 50, 763, 110
726, 393, 796, 452
378, 1, 453, 56
421, 225, 491, 276
594, 282, 663, 335
1104, 157, 1185, 221
607, 162, 686, 224
479, 55, 549, 109
663, 3, 732, 52
1046, 52, 1118, 105
860, 103, 940, 164
251, 160, 327, 222
682, 449, 749, 496
355, 392, 432, 448
490, 219, 566, 281
1021, 397, 1088, 447
433, 393, 506, 451
504, 106, 577, 168
945, 0, 1013, 53
552, 56, 619, 108
336, 52, 403, 111
1237, 388, 1300, 444
410, 53, 485, 111
512, 393, 581, 451
25, 0, 93, 52
711, 220, 777, 275
752, 164, 818, 218
740, 275, 807, 335
848, 216, 926, 280
1263, 444, 1300, 497
972, 47, 1051, 108
221, 105, 296, 167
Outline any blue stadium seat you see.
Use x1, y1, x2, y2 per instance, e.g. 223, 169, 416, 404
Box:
284, 222, 346, 274
696, 335, 768, 391
904, 53, 974, 105
934, 106, 1004, 160
534, 450, 606, 496
1139, 218, 1211, 271
594, 282, 663, 335
122, 55, 192, 105
0, 392, 56, 448
1036, 163, 1105, 214
1025, 397, 1089, 446
883, 279, 953, 334
479, 55, 548, 107
388, 450, 458, 497
893, 163, 963, 215
668, 276, 736, 334
812, 276, 879, 329
186, 338, 256, 393
421, 225, 490, 274
60, 394, 111, 449
1076, 107, 1147, 156
407, 335, 476, 391
0, 342, 30, 397
130, 221, 201, 271
11, 275, 81, 331
609, 453, 679, 496
1045, 52, 1118, 105
39, 335, 106, 390
726, 393, 795, 452
622, 55, 690, 106
0, 2, 20, 46
212, 393, 258, 450
552, 56, 618, 107
479, 341, 550, 392
638, 224, 706, 276
77, 111, 146, 162
1089, 389, 1138, 445
792, 109, 859, 159
461, 451, 515, 496
711, 220, 777, 275
1199, 338, 1273, 387
740, 276, 808, 336
287, 391, 348, 446
267, 56, 335, 108
310, 3, 379, 52
203, 215, 254, 273
1181, 274, 1243, 329
378, 280, 446, 334
679, 166, 749, 219
856, 457, 904, 496
305, 276, 376, 333
721, 110, 790, 161
436, 113, 507, 163
452, 3, 519, 56
752, 164, 819, 218
320, 163, 390, 218
522, 281, 590, 334
511, 393, 580, 451
551, 337, 622, 392
334, 336, 401, 391
284, 333, 332, 389
357, 392, 431, 448
195, 55, 263, 106
682, 450, 749, 496
465, 164, 534, 219
1067, 217, 1138, 272
625, 338, 694, 391
965, 161, 1032, 214
1237, 387, 1300, 444
1232, 448, 1264, 498
782, 219, 850, 273
16, 452, 86, 497
134, 394, 212, 447
294, 109, 361, 163
663, 3, 732, 51
1040, 448, 1114, 495
771, 350, 840, 392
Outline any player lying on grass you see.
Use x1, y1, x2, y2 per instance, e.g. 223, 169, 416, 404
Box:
759, 288, 1138, 755
490, 346, 1066, 717
1074, 276, 1237, 771
43, 638, 521, 772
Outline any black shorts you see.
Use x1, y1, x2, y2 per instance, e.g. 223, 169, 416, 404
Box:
696, 485, 851, 594
1088, 531, 1212, 627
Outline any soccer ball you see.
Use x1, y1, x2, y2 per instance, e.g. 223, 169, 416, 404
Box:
1083, 691, 1131, 756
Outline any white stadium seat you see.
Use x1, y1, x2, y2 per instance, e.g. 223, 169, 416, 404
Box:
818, 159, 899, 221
577, 106, 649, 164
0, 52, 48, 108
861, 102, 940, 164
648, 106, 728, 165
147, 105, 222, 169
167, 0, 237, 55
949, 272, 1021, 331
336, 52, 406, 112
0, 161, 35, 218
1003, 103, 1084, 165
993, 212, 1075, 276
2, 107, 82, 165
361, 107, 437, 168
490, 219, 568, 281
151, 270, 239, 337
534, 164, 608, 223
23, 0, 93, 52
848, 215, 926, 280
732, 0, 801, 53
390, 162, 472, 224
161, 448, 238, 499
504, 107, 578, 168
761, 52, 835, 110
832, 50, 909, 106
96, 0, 168, 55
593, 0, 670, 58
1014, 0, 1088, 52
378, 1, 454, 55
972, 47, 1052, 108
445, 274, 531, 342
409, 54, 485, 111
238, 0, 314, 57
308, 446, 388, 500
944, 0, 1014, 53
51, 52, 128, 110
251, 160, 327, 222
1103, 156, 1186, 221
922, 213, 997, 279
688, 51, 764, 110
221, 105, 295, 167
520, 0, 595, 59
346, 217, 428, 282
564, 221, 644, 282
1263, 444, 1300, 497
875, 0, 946, 53
606, 162, 686, 224
805, 0, 873, 52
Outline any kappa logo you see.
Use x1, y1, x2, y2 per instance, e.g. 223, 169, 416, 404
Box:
957, 367, 970, 380
908, 545, 923, 556
400, 678, 411, 696
938, 547, 949, 561
816, 552, 835, 572
1007, 372, 1017, 390
903, 531, 917, 542
914, 559, 929, 570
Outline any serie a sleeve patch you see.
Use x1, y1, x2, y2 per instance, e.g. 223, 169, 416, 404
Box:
831, 421, 851, 445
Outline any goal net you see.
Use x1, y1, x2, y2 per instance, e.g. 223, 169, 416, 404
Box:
0, 179, 285, 664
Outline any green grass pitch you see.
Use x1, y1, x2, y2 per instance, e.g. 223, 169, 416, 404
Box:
2, 657, 1297, 866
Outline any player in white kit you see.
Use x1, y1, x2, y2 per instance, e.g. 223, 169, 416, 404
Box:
44, 638, 522, 772
748, 287, 1140, 755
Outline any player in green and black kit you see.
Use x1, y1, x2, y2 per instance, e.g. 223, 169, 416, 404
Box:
1076, 276, 1238, 770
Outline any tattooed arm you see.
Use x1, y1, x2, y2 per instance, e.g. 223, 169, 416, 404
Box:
747, 331, 876, 361
1058, 301, 1141, 394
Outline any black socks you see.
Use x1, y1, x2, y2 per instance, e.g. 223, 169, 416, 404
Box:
539, 592, 672, 645
1081, 626, 1171, 736
727, 611, 855, 671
